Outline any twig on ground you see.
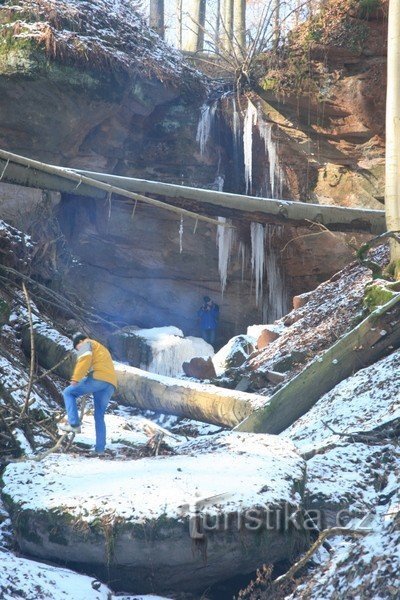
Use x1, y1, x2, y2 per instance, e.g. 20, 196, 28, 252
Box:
20, 283, 35, 416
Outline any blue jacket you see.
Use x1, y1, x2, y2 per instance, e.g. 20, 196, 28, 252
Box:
198, 302, 219, 330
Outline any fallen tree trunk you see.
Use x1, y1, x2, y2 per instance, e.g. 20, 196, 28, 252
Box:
20, 327, 264, 427
74, 169, 386, 233
235, 293, 400, 434
0, 149, 222, 228
115, 363, 261, 427
0, 149, 386, 233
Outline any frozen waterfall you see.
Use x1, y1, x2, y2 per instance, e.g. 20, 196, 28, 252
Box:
263, 224, 289, 323
243, 100, 258, 194
258, 116, 284, 198
243, 98, 285, 198
250, 222, 288, 321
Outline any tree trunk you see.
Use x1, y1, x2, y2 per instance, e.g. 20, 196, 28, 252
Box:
20, 327, 262, 428
183, 0, 206, 52
0, 149, 386, 234
233, 0, 246, 55
215, 0, 221, 50
149, 0, 165, 38
235, 293, 400, 434
273, 0, 281, 50
176, 0, 183, 49
116, 364, 261, 427
385, 0, 400, 277
221, 0, 233, 52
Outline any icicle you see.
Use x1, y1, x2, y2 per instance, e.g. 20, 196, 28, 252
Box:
258, 108, 285, 199
232, 97, 241, 150
250, 222, 265, 305
216, 217, 234, 294
243, 100, 258, 194
179, 214, 183, 253
238, 241, 246, 282
263, 224, 289, 323
196, 102, 217, 156
258, 120, 277, 197
213, 175, 225, 191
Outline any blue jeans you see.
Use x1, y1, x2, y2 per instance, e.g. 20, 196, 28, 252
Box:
201, 328, 216, 346
63, 377, 115, 452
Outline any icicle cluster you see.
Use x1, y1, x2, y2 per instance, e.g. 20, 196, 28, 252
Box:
196, 102, 217, 156
243, 98, 285, 198
258, 116, 284, 199
264, 224, 289, 323
243, 100, 258, 194
250, 222, 265, 305
217, 217, 234, 294
249, 222, 288, 319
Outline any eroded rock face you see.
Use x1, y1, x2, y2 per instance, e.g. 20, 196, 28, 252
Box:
0, 1, 378, 346
2, 432, 307, 594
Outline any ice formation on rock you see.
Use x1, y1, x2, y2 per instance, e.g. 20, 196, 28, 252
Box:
196, 102, 217, 156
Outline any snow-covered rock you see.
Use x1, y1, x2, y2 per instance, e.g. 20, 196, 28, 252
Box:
305, 441, 399, 527
282, 349, 400, 454
288, 500, 400, 600
213, 334, 256, 375
2, 432, 307, 594
110, 326, 214, 377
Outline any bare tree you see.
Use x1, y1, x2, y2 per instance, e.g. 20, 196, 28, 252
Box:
385, 0, 400, 277
273, 0, 280, 50
221, 0, 234, 52
150, 0, 165, 38
233, 0, 246, 54
176, 0, 183, 49
183, 0, 207, 52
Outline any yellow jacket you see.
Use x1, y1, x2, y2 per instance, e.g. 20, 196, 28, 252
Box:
71, 339, 117, 388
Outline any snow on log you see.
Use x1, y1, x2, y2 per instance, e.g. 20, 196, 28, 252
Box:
21, 326, 266, 428
236, 293, 400, 434
115, 363, 265, 427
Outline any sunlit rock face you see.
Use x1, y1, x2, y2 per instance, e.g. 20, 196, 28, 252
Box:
0, 0, 375, 345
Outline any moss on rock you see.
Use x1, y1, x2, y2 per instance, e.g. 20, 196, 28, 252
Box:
363, 282, 396, 312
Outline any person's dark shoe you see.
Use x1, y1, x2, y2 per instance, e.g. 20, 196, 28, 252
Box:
59, 423, 81, 434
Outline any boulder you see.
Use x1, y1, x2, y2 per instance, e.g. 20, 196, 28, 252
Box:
182, 356, 216, 380
213, 335, 256, 375
271, 350, 308, 373
2, 432, 307, 594
109, 326, 214, 377
292, 291, 313, 310
21, 321, 74, 381
303, 441, 399, 529
256, 324, 285, 350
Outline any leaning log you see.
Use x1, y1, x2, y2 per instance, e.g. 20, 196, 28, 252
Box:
235, 293, 400, 434
115, 363, 261, 427
20, 327, 264, 427
0, 148, 386, 233
74, 169, 386, 233
0, 149, 222, 228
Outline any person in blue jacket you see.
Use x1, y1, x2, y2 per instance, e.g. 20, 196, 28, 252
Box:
197, 296, 219, 346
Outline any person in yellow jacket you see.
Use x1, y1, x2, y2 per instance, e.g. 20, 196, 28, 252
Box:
60, 333, 117, 454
